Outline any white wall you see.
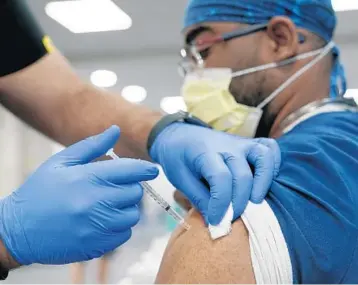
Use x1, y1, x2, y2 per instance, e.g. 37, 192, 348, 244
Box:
339, 41, 358, 88
0, 107, 54, 197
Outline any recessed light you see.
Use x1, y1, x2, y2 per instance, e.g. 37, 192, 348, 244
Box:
45, 0, 132, 33
90, 70, 117, 88
122, 86, 147, 103
160, 97, 187, 114
332, 0, 358, 11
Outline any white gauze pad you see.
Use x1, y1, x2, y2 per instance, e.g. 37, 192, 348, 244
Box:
208, 202, 234, 240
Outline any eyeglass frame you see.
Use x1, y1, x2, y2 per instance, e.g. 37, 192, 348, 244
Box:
178, 22, 305, 76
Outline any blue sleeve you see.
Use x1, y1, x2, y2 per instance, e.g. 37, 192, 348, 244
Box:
266, 112, 358, 284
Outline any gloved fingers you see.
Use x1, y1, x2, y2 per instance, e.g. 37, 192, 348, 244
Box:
104, 206, 141, 233
108, 229, 132, 250
223, 153, 253, 220
109, 229, 132, 251
253, 138, 281, 177
89, 230, 132, 259
85, 159, 159, 185
53, 125, 120, 166
194, 152, 233, 226
100, 182, 144, 209
246, 144, 276, 203
175, 168, 210, 219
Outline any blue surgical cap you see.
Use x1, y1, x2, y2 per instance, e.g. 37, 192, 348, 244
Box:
184, 0, 347, 97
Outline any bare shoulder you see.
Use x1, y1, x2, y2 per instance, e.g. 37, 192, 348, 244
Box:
155, 209, 255, 284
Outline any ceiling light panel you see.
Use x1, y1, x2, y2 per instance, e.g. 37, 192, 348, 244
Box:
45, 0, 132, 33
90, 69, 118, 88
122, 85, 148, 103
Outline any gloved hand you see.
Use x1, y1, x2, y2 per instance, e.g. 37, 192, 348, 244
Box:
150, 123, 281, 226
0, 126, 159, 266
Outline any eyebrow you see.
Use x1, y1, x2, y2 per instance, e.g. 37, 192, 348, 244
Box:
185, 26, 214, 44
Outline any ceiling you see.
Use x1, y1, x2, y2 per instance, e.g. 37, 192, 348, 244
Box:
26, 0, 188, 60
26, 0, 358, 60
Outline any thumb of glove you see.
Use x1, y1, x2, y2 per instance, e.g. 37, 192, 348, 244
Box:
51, 125, 121, 166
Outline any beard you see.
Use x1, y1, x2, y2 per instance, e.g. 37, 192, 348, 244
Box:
229, 75, 276, 138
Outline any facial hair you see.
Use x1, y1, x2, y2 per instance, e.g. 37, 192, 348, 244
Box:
229, 75, 276, 138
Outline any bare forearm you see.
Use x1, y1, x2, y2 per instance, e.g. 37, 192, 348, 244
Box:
53, 82, 161, 160
0, 51, 162, 160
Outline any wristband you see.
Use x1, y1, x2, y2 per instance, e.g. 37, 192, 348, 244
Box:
147, 111, 210, 152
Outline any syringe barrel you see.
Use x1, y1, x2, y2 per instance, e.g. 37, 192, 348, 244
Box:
141, 182, 170, 209
166, 207, 184, 222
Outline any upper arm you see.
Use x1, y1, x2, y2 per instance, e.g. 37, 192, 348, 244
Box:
0, 50, 85, 139
0, 49, 82, 108
0, 0, 85, 134
0, 0, 85, 116
269, 113, 358, 283
155, 209, 256, 284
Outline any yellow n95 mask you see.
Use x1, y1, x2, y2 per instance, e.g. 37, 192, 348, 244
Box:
181, 41, 335, 137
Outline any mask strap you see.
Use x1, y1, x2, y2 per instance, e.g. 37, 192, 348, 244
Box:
257, 41, 335, 109
231, 47, 325, 78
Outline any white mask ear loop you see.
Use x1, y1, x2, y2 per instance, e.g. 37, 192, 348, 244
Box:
257, 41, 335, 109
231, 47, 326, 78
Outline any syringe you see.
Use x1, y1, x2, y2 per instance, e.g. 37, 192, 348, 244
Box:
106, 148, 190, 231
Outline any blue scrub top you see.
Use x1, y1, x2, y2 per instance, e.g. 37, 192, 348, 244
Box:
267, 111, 358, 283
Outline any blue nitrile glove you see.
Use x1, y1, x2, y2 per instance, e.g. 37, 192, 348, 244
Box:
150, 123, 281, 225
0, 126, 159, 266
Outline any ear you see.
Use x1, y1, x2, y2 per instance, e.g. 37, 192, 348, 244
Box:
266, 16, 299, 60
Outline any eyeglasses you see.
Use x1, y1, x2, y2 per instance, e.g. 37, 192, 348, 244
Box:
178, 23, 268, 76
178, 23, 306, 77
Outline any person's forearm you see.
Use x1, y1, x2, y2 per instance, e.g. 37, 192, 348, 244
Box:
0, 50, 162, 160
0, 239, 20, 270
53, 82, 162, 160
